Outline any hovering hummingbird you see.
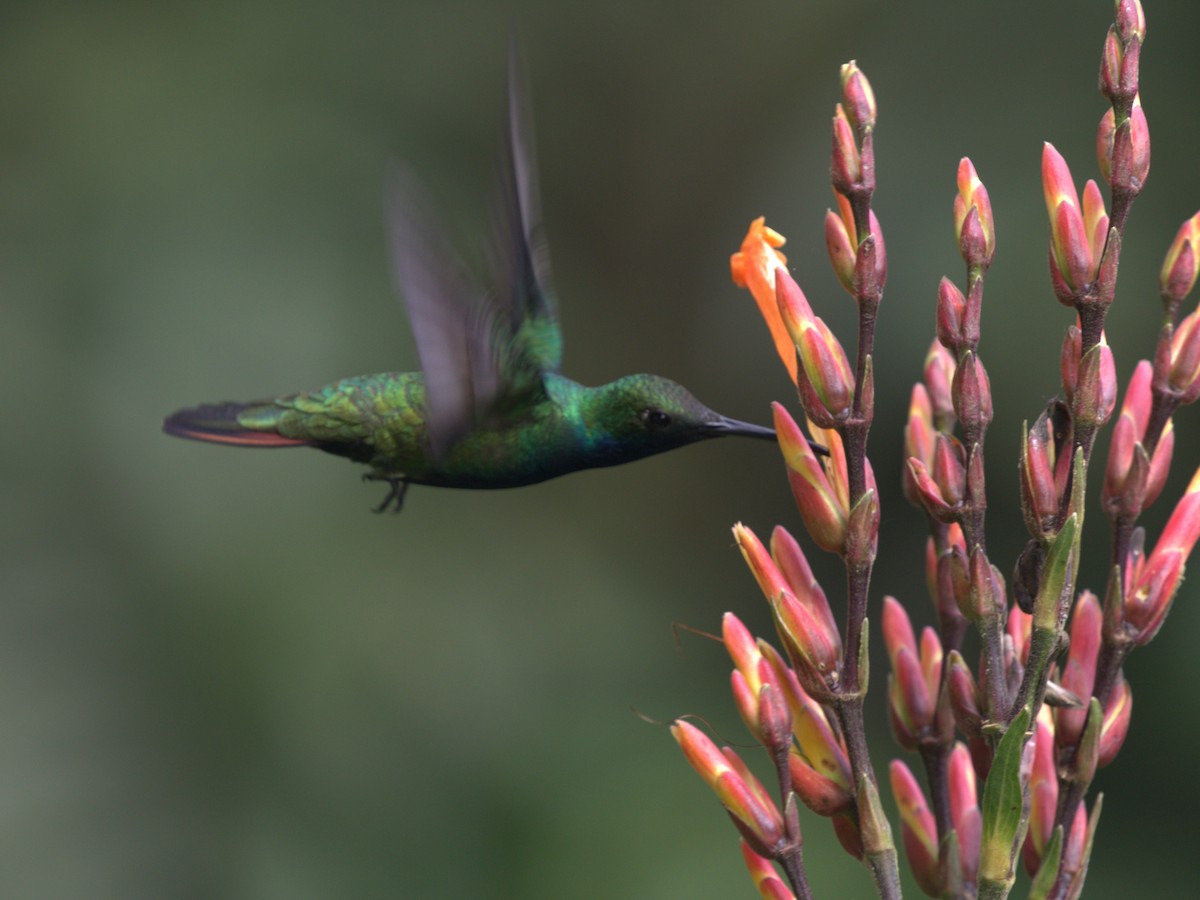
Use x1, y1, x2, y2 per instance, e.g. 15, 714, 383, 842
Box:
164, 49, 805, 511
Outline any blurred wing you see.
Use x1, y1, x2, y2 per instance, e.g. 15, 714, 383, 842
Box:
386, 41, 560, 460
488, 39, 562, 379
387, 167, 500, 459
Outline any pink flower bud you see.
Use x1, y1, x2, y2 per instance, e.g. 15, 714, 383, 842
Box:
1020, 409, 1068, 538
1098, 674, 1132, 768
673, 721, 785, 852
946, 651, 982, 738
826, 192, 887, 301
952, 351, 993, 433
1116, 0, 1146, 43
740, 841, 796, 900
904, 385, 936, 508
1159, 211, 1200, 305
771, 526, 840, 643
776, 269, 855, 422
936, 277, 967, 352
890, 760, 941, 897
1097, 96, 1150, 195
1043, 144, 1105, 294
840, 60, 876, 136
825, 207, 856, 294
1124, 467, 1200, 644
965, 547, 1005, 624
924, 340, 958, 427
831, 105, 861, 195
1069, 334, 1118, 427
947, 743, 982, 885
1099, 27, 1123, 104
932, 433, 968, 508
1169, 310, 1200, 403
772, 404, 848, 554
907, 458, 960, 523
954, 158, 996, 269
1022, 715, 1058, 875
1103, 360, 1174, 518
883, 596, 944, 750
1056, 592, 1102, 749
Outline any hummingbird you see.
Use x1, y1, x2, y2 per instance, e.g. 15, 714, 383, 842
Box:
164, 50, 805, 511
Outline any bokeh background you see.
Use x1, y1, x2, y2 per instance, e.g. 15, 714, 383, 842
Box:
3, 1, 1199, 897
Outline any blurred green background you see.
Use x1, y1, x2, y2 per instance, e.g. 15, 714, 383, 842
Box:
3, 1, 1199, 897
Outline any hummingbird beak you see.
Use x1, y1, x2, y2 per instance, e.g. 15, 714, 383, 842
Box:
709, 416, 777, 441
709, 415, 831, 456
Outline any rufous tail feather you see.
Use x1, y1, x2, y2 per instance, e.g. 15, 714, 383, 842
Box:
162, 402, 307, 448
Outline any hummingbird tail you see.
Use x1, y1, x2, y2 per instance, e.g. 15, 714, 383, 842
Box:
163, 402, 308, 448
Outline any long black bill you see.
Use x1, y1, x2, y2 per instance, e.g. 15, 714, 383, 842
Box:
710, 415, 831, 456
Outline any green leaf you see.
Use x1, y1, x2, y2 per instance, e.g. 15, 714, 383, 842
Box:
978, 707, 1031, 884
1033, 513, 1077, 631
1028, 825, 1063, 899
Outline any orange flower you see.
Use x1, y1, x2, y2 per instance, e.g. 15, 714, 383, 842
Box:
731, 218, 797, 384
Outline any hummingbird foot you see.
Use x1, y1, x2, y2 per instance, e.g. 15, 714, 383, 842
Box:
363, 472, 410, 513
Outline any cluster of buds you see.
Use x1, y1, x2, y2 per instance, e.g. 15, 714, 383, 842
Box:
1098, 0, 1149, 204
890, 745, 981, 897
685, 58, 899, 900
1112, 466, 1200, 647
732, 524, 842, 696
673, 3, 1200, 897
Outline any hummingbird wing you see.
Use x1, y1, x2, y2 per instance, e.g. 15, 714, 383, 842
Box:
489, 42, 562, 377
387, 42, 561, 460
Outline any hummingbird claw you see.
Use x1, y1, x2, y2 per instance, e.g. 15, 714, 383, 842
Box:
364, 472, 410, 513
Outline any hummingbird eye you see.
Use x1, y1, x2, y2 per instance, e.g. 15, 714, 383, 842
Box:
640, 408, 672, 431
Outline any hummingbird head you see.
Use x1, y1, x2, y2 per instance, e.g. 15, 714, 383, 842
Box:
586, 374, 776, 462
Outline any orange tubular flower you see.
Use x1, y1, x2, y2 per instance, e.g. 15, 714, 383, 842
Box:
731, 218, 797, 384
